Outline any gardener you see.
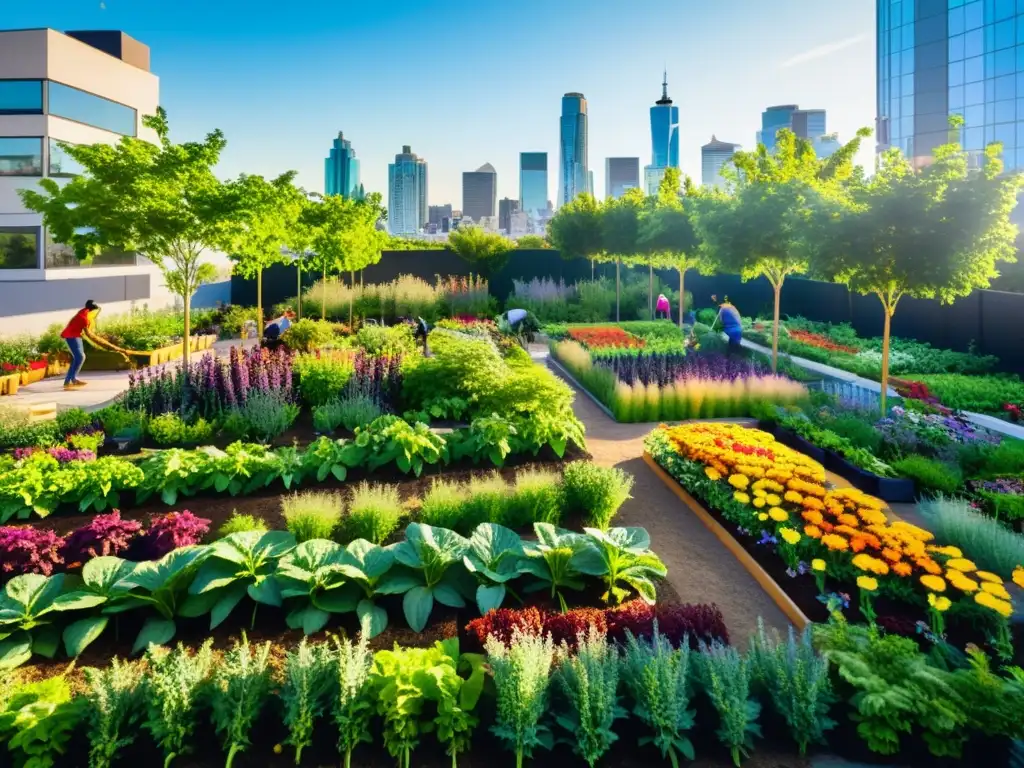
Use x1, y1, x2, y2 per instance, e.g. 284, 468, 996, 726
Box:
655, 294, 671, 320
60, 299, 100, 390
263, 309, 295, 348
717, 298, 743, 355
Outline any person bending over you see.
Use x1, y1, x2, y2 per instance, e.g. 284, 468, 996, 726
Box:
60, 300, 100, 389
655, 293, 671, 320
717, 298, 743, 355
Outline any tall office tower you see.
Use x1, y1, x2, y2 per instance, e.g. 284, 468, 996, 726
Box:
605, 157, 640, 199
588, 170, 594, 196
462, 163, 498, 222
557, 92, 589, 208
324, 131, 362, 198
387, 145, 428, 236
757, 105, 836, 157
701, 136, 741, 189
519, 152, 548, 217
876, 0, 1024, 172
428, 204, 452, 228
644, 71, 680, 194
498, 197, 520, 233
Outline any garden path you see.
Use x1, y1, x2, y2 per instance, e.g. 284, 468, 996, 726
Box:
530, 345, 794, 646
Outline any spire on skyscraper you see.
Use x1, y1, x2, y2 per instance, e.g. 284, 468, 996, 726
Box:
656, 68, 672, 106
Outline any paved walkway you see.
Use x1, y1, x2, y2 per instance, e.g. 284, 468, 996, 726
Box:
532, 345, 793, 646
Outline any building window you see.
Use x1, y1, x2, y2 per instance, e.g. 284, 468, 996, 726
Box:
995, 0, 1015, 20
949, 6, 966, 36
996, 19, 1015, 50
996, 47, 1016, 75
964, 0, 983, 30
965, 27, 984, 57
0, 228, 39, 269
0, 137, 43, 176
0, 80, 43, 114
949, 33, 966, 61
965, 54, 984, 82
43, 232, 136, 269
47, 139, 86, 177
997, 98, 1017, 122
47, 82, 137, 137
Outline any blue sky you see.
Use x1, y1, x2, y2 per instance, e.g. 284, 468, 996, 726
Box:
10, 0, 876, 208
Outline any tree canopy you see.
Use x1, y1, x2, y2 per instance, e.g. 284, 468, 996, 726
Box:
446, 225, 514, 276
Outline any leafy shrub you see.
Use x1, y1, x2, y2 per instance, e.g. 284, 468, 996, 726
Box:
222, 390, 299, 443
828, 414, 883, 453
217, 512, 268, 538
336, 392, 384, 432
55, 408, 94, 435
217, 305, 262, 338
976, 438, 1024, 478
461, 472, 509, 531
148, 413, 215, 446
560, 461, 634, 529
505, 468, 562, 527
312, 400, 344, 434
917, 496, 1024, 576
906, 373, 1024, 415
294, 352, 354, 407
0, 406, 60, 450
0, 674, 83, 768
129, 511, 211, 560
0, 526, 63, 577
356, 324, 416, 356
892, 455, 963, 494
282, 491, 343, 542
283, 319, 336, 353
344, 482, 403, 544
93, 404, 146, 438
61, 510, 142, 564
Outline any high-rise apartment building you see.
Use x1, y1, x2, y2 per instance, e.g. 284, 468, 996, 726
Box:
0, 28, 179, 335
605, 157, 640, 199
428, 204, 452, 228
757, 105, 836, 157
519, 152, 548, 218
324, 132, 362, 198
644, 72, 680, 195
876, 0, 1024, 172
498, 197, 520, 233
558, 93, 589, 208
462, 163, 497, 222
701, 136, 741, 189
388, 145, 428, 236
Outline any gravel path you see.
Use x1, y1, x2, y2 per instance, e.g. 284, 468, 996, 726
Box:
542, 351, 793, 646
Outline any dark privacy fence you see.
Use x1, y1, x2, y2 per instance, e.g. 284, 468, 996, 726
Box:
231, 249, 1024, 372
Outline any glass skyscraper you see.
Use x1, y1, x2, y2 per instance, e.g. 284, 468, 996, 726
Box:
876, 0, 1024, 171
701, 136, 741, 189
462, 163, 498, 222
558, 93, 589, 208
519, 152, 548, 217
757, 105, 836, 157
650, 72, 680, 169
387, 145, 428, 236
324, 132, 362, 198
605, 157, 640, 199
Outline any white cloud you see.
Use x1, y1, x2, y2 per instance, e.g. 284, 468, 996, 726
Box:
779, 35, 867, 69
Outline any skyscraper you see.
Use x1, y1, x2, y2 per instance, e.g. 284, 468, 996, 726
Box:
429, 204, 452, 228
462, 163, 498, 222
324, 132, 362, 198
701, 136, 741, 189
757, 105, 836, 157
876, 0, 1024, 172
519, 152, 548, 217
558, 93, 589, 208
498, 198, 520, 233
644, 71, 680, 195
388, 145, 428, 236
605, 157, 640, 199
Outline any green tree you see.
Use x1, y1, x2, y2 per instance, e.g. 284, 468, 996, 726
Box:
446, 225, 513, 276
223, 172, 305, 325
515, 234, 550, 249
548, 193, 605, 275
696, 127, 870, 370
19, 107, 234, 368
819, 123, 1022, 412
601, 188, 646, 321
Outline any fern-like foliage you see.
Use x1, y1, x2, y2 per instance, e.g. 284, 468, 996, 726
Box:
210, 633, 273, 768
83, 658, 145, 768
697, 641, 761, 767
282, 638, 336, 765
143, 640, 215, 768
332, 631, 373, 768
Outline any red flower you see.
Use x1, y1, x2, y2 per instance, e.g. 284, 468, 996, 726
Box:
788, 329, 859, 355
568, 327, 645, 349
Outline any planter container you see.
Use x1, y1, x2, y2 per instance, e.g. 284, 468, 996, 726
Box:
824, 452, 917, 503
763, 424, 827, 464
0, 372, 20, 396
19, 367, 47, 386
85, 334, 217, 371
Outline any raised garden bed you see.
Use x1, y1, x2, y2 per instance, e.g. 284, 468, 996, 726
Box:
84, 334, 217, 370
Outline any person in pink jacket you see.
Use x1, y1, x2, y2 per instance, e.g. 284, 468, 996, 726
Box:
655, 293, 671, 320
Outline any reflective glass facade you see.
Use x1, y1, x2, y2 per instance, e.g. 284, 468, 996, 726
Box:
48, 138, 85, 177
0, 227, 40, 269
0, 137, 42, 176
759, 105, 798, 150
0, 80, 43, 114
324, 132, 362, 198
48, 82, 137, 136
701, 137, 740, 189
605, 157, 640, 199
388, 145, 428, 235
877, 0, 1024, 169
650, 105, 680, 168
519, 152, 548, 216
558, 93, 588, 208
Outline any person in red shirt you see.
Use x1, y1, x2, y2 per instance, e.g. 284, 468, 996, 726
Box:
60, 300, 100, 389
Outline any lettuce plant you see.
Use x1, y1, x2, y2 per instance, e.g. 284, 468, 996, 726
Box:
343, 415, 449, 477
210, 633, 273, 768
553, 626, 626, 767
332, 631, 374, 768
82, 657, 145, 768
577, 527, 666, 605
519, 523, 596, 612
143, 640, 214, 768
463, 522, 528, 614
697, 642, 762, 767
0, 673, 83, 768
186, 530, 295, 630
274, 539, 369, 634
620, 625, 696, 768
281, 638, 335, 766
378, 523, 472, 632
60, 510, 142, 565
486, 628, 556, 768
0, 526, 63, 577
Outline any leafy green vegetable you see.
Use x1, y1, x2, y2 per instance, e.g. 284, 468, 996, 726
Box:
462, 523, 528, 615
274, 539, 368, 634
577, 527, 666, 605
0, 673, 83, 768
520, 523, 596, 613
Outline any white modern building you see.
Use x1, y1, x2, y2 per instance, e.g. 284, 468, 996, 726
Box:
0, 28, 185, 336
701, 135, 741, 190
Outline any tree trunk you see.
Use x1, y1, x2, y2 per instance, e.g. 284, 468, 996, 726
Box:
771, 280, 782, 373
296, 265, 302, 321
591, 258, 594, 280
880, 300, 892, 415
349, 270, 354, 327
648, 262, 653, 317
182, 293, 191, 370
615, 258, 621, 322
256, 269, 263, 328
321, 265, 327, 320
678, 267, 685, 329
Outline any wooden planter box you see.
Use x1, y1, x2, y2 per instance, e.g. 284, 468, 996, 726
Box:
85, 335, 217, 371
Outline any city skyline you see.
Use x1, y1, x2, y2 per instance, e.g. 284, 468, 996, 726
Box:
4, 0, 876, 206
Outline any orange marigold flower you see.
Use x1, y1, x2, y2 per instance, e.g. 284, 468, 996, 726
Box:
916, 558, 943, 576
802, 497, 825, 512
881, 548, 902, 563
849, 538, 867, 553
891, 562, 913, 577
804, 525, 823, 539
822, 534, 849, 552
838, 514, 860, 528
802, 510, 824, 525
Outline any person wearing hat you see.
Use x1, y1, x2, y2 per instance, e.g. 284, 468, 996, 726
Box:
60, 300, 100, 389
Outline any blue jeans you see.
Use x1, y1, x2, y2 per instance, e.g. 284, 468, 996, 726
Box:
65, 337, 85, 384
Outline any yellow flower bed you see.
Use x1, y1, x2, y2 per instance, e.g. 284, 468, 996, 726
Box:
659, 422, 1017, 620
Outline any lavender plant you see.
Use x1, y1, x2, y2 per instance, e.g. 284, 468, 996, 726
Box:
210, 633, 274, 768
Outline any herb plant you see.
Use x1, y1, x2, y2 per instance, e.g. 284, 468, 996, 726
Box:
281, 638, 335, 766
560, 462, 633, 530
82, 657, 145, 768
210, 633, 273, 768
332, 631, 374, 768
281, 491, 343, 543
144, 640, 215, 768
697, 642, 762, 767
344, 482, 403, 544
